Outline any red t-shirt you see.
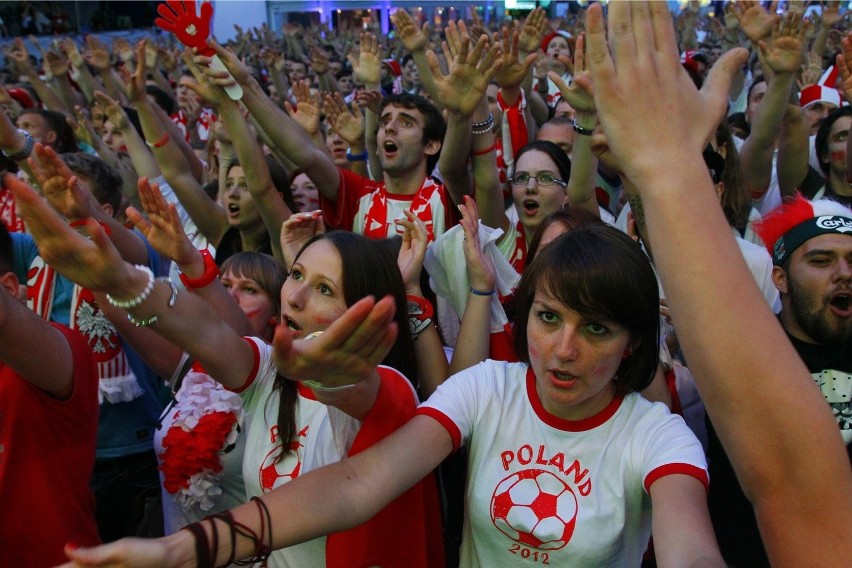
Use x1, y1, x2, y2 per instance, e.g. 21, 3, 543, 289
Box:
0, 324, 100, 566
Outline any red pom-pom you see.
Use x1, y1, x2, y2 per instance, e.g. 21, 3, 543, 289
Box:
753, 193, 815, 256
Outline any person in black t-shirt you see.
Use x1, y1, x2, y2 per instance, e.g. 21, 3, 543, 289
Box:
707, 195, 852, 568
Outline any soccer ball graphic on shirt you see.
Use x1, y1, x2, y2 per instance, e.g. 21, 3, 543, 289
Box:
491, 469, 578, 550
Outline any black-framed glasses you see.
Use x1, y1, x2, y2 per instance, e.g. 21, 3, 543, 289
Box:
510, 172, 567, 188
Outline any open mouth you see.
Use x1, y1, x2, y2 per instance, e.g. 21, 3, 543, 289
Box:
829, 292, 851, 316
523, 199, 540, 216
283, 315, 302, 333
383, 140, 399, 155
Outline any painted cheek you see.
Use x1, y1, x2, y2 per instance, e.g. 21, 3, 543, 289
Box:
830, 151, 846, 162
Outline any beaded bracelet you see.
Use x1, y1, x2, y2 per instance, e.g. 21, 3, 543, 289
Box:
106, 265, 156, 309
572, 120, 594, 136
471, 113, 494, 135
124, 278, 177, 327
2, 129, 35, 162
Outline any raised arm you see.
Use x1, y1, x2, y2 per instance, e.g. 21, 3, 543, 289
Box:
395, 209, 448, 398
188, 53, 292, 261
391, 9, 441, 111
739, 8, 803, 198
130, 73, 228, 246
8, 39, 69, 114
427, 22, 503, 205
448, 195, 498, 376
548, 33, 600, 218
28, 142, 149, 266
583, 3, 852, 565
838, 31, 852, 178
8, 173, 255, 390
207, 41, 341, 202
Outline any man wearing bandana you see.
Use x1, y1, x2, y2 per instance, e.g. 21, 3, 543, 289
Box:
707, 195, 852, 568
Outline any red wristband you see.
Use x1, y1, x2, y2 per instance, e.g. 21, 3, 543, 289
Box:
472, 141, 498, 156
146, 132, 170, 149
179, 248, 220, 289
69, 218, 112, 236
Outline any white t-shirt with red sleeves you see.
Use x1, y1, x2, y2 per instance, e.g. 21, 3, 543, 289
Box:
233, 337, 444, 568
417, 360, 707, 568
319, 167, 457, 242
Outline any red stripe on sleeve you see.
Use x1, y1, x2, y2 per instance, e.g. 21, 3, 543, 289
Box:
644, 463, 709, 494
416, 406, 463, 451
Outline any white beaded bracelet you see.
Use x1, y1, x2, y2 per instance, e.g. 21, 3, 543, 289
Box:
106, 265, 156, 309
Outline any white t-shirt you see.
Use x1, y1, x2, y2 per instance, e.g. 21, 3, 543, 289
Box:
418, 360, 707, 568
237, 338, 359, 567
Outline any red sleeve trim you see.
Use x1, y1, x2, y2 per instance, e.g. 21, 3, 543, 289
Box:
416, 406, 462, 451
228, 337, 261, 393
644, 463, 709, 494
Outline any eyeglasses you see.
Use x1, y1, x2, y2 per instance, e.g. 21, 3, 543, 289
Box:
510, 172, 567, 188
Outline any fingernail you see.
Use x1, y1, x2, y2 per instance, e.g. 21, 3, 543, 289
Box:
65, 542, 80, 551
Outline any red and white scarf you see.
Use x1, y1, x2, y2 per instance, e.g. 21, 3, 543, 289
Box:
362, 177, 442, 242
27, 260, 142, 404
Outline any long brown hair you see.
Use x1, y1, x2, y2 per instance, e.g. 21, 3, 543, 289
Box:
270, 231, 416, 462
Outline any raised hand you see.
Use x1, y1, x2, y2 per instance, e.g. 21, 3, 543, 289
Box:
155, 0, 215, 56
284, 79, 321, 135
93, 90, 129, 130
308, 46, 329, 75
186, 50, 231, 107
837, 31, 852, 100
426, 22, 503, 117
66, 105, 98, 149
280, 210, 325, 269
27, 143, 94, 221
458, 195, 496, 295
822, 0, 843, 28
391, 9, 430, 53
519, 7, 548, 55
272, 294, 398, 389
112, 37, 135, 64
322, 92, 364, 148
798, 50, 824, 89
8, 38, 35, 73
127, 40, 149, 103
144, 41, 158, 70
355, 89, 383, 115
759, 10, 807, 76
43, 50, 70, 78
84, 36, 112, 71
548, 33, 594, 114
395, 209, 428, 294
60, 38, 85, 69
581, 1, 747, 186
126, 177, 198, 266
730, 0, 779, 43
346, 32, 381, 87
494, 26, 538, 90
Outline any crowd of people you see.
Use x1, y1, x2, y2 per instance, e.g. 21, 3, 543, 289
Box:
0, 1, 850, 567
